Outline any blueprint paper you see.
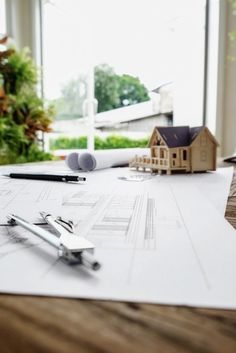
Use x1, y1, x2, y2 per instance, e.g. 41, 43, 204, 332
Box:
0, 166, 233, 223
195, 167, 234, 215
151, 166, 234, 216
0, 167, 236, 309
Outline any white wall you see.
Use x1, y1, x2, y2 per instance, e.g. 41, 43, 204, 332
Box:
5, 0, 41, 64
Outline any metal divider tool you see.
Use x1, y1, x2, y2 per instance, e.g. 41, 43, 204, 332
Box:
7, 213, 101, 271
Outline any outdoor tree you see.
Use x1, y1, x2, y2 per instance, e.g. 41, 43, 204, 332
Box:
95, 64, 150, 112
55, 76, 87, 120
94, 64, 120, 113
56, 64, 150, 118
117, 74, 149, 107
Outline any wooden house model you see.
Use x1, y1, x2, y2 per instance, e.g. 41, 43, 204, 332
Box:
129, 126, 219, 174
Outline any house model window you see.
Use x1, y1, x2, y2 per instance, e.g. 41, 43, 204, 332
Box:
201, 150, 207, 161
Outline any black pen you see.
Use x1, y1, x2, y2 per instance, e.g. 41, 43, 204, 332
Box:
3, 173, 86, 182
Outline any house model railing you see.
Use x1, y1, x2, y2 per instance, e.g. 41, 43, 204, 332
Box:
129, 154, 169, 173
130, 146, 189, 175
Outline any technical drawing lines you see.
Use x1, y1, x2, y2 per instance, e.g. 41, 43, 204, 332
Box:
169, 184, 211, 290
144, 197, 157, 250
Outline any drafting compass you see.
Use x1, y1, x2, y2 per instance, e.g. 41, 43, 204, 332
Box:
7, 212, 101, 271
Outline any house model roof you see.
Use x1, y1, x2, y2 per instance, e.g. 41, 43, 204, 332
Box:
149, 126, 219, 148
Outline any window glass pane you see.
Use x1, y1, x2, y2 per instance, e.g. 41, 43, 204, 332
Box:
42, 0, 206, 152
173, 0, 206, 126
0, 0, 6, 34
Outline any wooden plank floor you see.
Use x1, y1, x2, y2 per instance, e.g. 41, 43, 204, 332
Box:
0, 167, 236, 353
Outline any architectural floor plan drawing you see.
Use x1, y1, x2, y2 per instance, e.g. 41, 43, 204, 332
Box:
0, 167, 235, 309
64, 191, 158, 250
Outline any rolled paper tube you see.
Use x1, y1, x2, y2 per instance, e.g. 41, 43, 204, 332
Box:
78, 148, 150, 171
78, 153, 96, 171
65, 152, 81, 170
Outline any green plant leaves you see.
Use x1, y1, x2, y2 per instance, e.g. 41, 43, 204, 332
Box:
0, 46, 54, 164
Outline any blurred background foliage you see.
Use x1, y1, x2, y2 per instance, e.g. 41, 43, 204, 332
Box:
50, 135, 149, 151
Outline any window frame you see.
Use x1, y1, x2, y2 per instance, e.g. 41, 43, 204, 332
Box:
4, 0, 227, 154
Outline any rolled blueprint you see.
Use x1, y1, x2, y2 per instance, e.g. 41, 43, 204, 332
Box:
65, 152, 81, 171
66, 148, 149, 171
